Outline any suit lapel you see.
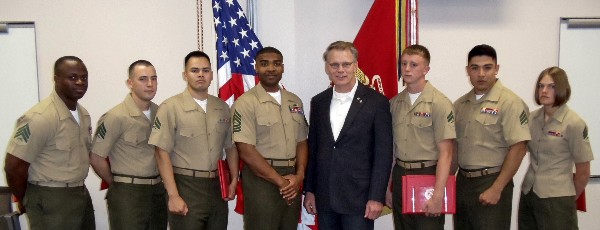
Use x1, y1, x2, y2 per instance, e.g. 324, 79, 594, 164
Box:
321, 88, 336, 143
336, 84, 367, 143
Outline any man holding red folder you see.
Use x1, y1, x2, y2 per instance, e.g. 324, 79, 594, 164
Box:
385, 44, 456, 229
149, 51, 238, 230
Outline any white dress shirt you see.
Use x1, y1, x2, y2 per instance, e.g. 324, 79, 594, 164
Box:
330, 81, 358, 141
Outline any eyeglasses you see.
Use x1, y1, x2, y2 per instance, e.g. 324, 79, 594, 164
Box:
328, 62, 354, 70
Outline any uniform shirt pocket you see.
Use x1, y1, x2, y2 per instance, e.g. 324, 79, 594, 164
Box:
410, 116, 433, 128
179, 127, 205, 138
256, 115, 279, 139
475, 113, 499, 126
290, 113, 305, 125
54, 134, 73, 162
475, 113, 503, 137
216, 118, 230, 134
123, 131, 147, 146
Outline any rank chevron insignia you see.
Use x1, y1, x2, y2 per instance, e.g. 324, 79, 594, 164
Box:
96, 122, 107, 139
153, 117, 161, 130
233, 110, 242, 133
14, 123, 31, 143
519, 110, 528, 125
447, 111, 455, 123
583, 126, 589, 141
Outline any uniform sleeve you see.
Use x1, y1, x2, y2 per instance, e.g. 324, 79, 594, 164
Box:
148, 102, 177, 152
501, 99, 531, 146
90, 113, 122, 158
295, 101, 309, 143
231, 97, 257, 146
432, 96, 456, 143
6, 114, 51, 163
568, 117, 594, 163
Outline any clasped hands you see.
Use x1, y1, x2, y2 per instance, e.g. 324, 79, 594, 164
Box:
279, 174, 302, 205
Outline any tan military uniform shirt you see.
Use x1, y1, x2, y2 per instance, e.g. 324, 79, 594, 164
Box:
148, 89, 232, 171
522, 105, 594, 198
454, 80, 531, 169
91, 94, 159, 177
232, 83, 308, 159
6, 91, 91, 183
391, 81, 456, 161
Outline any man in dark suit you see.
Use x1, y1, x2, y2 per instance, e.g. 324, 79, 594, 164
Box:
303, 41, 393, 230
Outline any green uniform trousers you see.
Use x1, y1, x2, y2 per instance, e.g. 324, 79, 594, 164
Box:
518, 191, 578, 230
106, 182, 167, 230
24, 184, 95, 230
454, 172, 513, 230
169, 174, 228, 230
392, 164, 445, 230
242, 165, 301, 230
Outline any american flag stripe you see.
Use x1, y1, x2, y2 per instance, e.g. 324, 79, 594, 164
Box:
212, 0, 263, 104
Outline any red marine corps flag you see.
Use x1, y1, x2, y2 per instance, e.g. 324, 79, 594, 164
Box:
353, 0, 400, 99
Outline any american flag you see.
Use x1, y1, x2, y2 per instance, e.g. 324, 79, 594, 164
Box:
212, 0, 263, 104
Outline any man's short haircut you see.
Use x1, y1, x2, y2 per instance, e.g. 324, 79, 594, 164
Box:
322, 41, 358, 62
255, 46, 283, 60
128, 60, 154, 79
54, 56, 84, 75
402, 44, 431, 65
467, 44, 497, 63
534, 66, 571, 106
184, 51, 211, 68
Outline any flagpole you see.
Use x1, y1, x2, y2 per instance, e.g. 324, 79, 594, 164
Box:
247, 0, 258, 32
410, 0, 418, 45
197, 0, 204, 51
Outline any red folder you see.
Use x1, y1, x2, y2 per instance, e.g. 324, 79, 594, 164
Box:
402, 175, 456, 214
234, 161, 245, 214
218, 159, 230, 199
577, 189, 586, 212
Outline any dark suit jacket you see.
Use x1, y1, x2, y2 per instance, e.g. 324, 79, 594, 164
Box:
305, 83, 393, 215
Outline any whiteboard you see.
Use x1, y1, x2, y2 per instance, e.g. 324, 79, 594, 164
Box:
558, 18, 600, 177
0, 22, 40, 185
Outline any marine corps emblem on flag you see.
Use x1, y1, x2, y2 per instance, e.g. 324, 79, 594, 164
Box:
14, 123, 31, 144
